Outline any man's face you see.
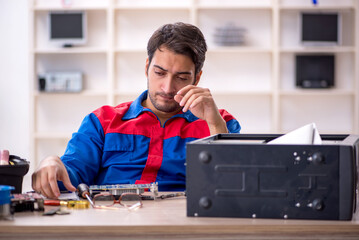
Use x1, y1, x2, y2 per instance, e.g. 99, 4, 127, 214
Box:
145, 47, 200, 114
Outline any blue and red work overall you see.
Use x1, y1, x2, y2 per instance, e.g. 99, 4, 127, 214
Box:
60, 90, 241, 191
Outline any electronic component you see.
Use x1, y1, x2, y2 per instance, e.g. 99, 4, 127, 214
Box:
158, 192, 186, 199
213, 23, 246, 46
89, 183, 158, 198
48, 11, 87, 47
38, 71, 83, 92
301, 12, 340, 45
11, 192, 44, 212
296, 55, 335, 88
187, 134, 358, 220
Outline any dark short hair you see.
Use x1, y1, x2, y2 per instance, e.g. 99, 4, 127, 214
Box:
147, 22, 207, 75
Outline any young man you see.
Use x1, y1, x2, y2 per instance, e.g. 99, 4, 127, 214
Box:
32, 22, 241, 198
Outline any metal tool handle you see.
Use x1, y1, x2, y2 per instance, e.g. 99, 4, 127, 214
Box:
77, 183, 94, 207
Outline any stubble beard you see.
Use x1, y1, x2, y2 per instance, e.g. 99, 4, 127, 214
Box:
148, 90, 182, 113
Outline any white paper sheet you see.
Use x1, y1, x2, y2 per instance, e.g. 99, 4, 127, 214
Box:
268, 123, 322, 145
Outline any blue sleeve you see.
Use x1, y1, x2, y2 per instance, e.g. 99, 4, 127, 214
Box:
58, 113, 104, 190
226, 118, 241, 134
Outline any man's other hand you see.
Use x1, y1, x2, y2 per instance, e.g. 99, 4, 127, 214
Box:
175, 85, 228, 135
31, 156, 76, 199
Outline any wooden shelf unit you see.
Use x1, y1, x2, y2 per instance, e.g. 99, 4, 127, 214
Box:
29, 0, 359, 166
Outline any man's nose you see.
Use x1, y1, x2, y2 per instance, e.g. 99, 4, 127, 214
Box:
161, 76, 176, 93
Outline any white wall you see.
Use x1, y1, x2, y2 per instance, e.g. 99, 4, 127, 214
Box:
0, 0, 31, 191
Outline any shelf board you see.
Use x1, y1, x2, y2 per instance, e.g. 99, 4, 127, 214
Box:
34, 89, 108, 97
279, 89, 355, 96
279, 5, 355, 11
197, 5, 272, 10
212, 91, 272, 96
114, 47, 270, 54
33, 6, 108, 11
209, 46, 272, 53
34, 48, 107, 54
115, 6, 190, 10
34, 132, 72, 140
280, 46, 355, 53
37, 46, 273, 54
114, 91, 144, 96
115, 48, 147, 54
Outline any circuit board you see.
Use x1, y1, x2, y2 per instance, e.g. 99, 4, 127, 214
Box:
89, 182, 158, 197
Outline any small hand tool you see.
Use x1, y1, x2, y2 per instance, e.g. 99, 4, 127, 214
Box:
44, 199, 90, 209
77, 183, 94, 207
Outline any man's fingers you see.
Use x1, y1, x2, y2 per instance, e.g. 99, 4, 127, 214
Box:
174, 94, 183, 104
43, 170, 62, 199
179, 88, 204, 106
187, 96, 206, 111
31, 156, 74, 198
33, 171, 44, 194
182, 93, 209, 112
59, 170, 76, 192
179, 88, 210, 105
31, 173, 37, 192
39, 171, 53, 198
176, 85, 193, 96
48, 170, 61, 198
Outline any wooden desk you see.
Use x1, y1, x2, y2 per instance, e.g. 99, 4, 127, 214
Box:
0, 195, 358, 240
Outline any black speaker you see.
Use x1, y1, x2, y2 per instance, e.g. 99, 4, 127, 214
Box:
296, 55, 335, 88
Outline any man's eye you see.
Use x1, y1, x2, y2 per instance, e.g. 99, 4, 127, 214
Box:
177, 76, 188, 81
155, 71, 165, 76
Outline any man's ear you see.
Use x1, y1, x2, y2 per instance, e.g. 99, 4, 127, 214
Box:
194, 70, 202, 86
145, 58, 149, 78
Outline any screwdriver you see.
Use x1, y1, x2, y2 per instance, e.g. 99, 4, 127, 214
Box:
44, 199, 90, 209
77, 183, 94, 207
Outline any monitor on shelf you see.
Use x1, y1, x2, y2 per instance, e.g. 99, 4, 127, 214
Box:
296, 54, 335, 89
301, 12, 340, 46
48, 11, 87, 47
